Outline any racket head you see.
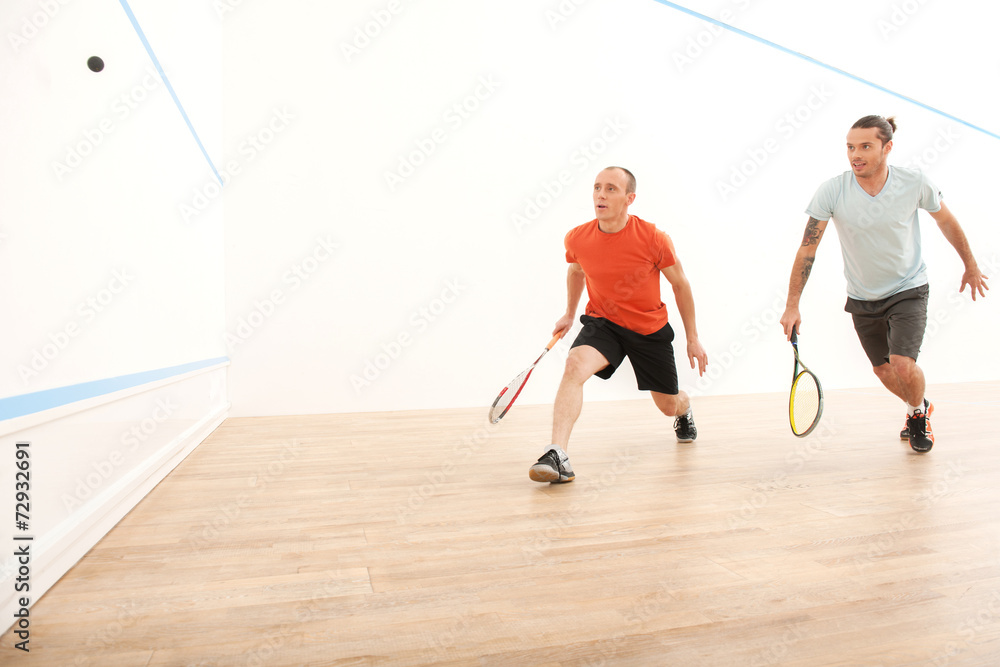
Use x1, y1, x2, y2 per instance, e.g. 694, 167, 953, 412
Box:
488, 367, 532, 424
489, 332, 565, 424
789, 369, 823, 437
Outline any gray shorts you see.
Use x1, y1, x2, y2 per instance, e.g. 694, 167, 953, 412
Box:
845, 284, 929, 367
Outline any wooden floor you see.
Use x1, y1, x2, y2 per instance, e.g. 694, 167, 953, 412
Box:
5, 381, 1000, 666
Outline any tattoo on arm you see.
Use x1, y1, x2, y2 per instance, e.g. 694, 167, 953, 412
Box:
801, 217, 823, 247
800, 257, 815, 285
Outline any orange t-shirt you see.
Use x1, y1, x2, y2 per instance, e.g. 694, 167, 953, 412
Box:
564, 215, 676, 335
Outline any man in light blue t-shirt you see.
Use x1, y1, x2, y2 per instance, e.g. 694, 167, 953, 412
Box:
779, 115, 989, 453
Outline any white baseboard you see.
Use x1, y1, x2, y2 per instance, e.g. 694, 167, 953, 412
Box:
1, 368, 229, 635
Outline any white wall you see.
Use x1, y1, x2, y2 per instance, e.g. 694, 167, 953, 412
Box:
0, 0, 228, 628
2, 0, 226, 393
223, 0, 1000, 417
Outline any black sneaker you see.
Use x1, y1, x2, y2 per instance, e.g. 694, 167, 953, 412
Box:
529, 449, 575, 484
674, 409, 697, 443
906, 410, 935, 453
900, 399, 933, 440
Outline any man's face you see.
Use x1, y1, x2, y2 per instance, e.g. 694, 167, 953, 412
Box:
593, 169, 635, 222
846, 127, 892, 179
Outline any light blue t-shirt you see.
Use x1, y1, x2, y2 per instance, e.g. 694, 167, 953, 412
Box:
806, 166, 942, 301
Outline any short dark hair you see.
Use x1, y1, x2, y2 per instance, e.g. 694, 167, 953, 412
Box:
605, 166, 636, 194
851, 115, 897, 145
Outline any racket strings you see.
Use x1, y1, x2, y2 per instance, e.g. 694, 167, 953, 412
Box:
489, 369, 530, 421
790, 371, 821, 435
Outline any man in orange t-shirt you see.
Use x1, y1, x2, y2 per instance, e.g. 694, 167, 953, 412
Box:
529, 166, 709, 484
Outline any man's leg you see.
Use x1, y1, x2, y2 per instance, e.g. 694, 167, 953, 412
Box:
551, 345, 610, 450
531, 346, 609, 484
872, 354, 925, 406
849, 286, 931, 447
885, 354, 934, 452
873, 353, 933, 451
532, 319, 622, 483
651, 391, 697, 443
650, 390, 690, 418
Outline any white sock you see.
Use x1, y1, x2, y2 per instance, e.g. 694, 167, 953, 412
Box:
907, 402, 923, 416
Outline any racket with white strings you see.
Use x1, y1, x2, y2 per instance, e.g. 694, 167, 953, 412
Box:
789, 327, 823, 437
489, 333, 563, 424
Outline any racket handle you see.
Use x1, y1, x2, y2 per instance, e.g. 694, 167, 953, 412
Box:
545, 332, 563, 350
790, 326, 798, 344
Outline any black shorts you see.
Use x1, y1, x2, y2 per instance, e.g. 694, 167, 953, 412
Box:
845, 284, 929, 366
570, 315, 679, 394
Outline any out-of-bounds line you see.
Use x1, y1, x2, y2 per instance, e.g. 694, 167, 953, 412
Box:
650, 0, 1000, 142
0, 357, 229, 421
118, 0, 224, 184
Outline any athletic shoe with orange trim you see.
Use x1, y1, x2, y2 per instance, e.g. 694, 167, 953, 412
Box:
906, 409, 934, 453
900, 399, 933, 440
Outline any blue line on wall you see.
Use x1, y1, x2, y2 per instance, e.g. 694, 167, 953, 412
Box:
118, 0, 224, 184
0, 357, 228, 421
651, 0, 1000, 142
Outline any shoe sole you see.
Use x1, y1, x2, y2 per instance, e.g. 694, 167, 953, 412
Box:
529, 464, 574, 483
529, 465, 558, 482
676, 436, 695, 443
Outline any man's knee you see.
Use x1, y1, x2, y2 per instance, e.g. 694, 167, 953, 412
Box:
562, 356, 588, 383
889, 354, 917, 377
563, 348, 605, 383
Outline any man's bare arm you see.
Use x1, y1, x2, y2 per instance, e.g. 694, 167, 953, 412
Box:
930, 203, 989, 301
661, 260, 708, 376
779, 217, 829, 338
554, 263, 586, 337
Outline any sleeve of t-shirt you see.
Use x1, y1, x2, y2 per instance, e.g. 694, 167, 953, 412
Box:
805, 178, 837, 221
654, 230, 676, 270
917, 171, 943, 213
564, 229, 577, 264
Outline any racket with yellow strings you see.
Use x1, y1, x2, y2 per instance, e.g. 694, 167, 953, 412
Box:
789, 327, 823, 437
